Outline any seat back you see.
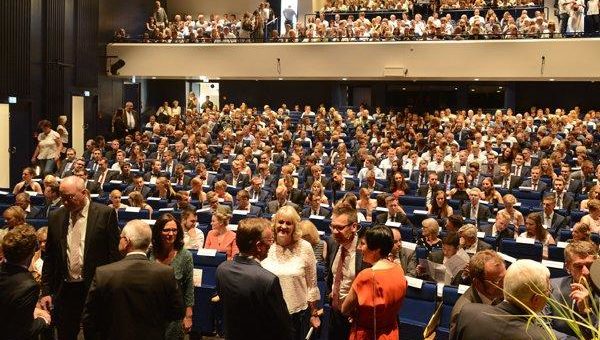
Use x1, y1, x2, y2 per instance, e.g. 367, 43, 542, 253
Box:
190, 251, 227, 288
438, 285, 461, 333
399, 281, 437, 339
499, 239, 543, 262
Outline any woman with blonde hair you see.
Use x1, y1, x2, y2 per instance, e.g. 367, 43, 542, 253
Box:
581, 199, 600, 233
2, 206, 26, 230
298, 219, 328, 266
357, 187, 377, 222
204, 206, 238, 260
497, 193, 525, 226
127, 191, 153, 217
262, 206, 321, 340
307, 181, 329, 205
211, 180, 233, 203
152, 176, 176, 200
580, 184, 600, 211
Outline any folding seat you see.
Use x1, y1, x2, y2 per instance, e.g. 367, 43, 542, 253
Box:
310, 217, 332, 234
196, 208, 213, 225
415, 246, 429, 260
570, 210, 586, 224
548, 244, 566, 263
437, 285, 462, 340
117, 208, 152, 221
190, 250, 227, 335
399, 195, 427, 208
399, 280, 437, 339
400, 226, 416, 243
146, 197, 169, 210
499, 239, 543, 262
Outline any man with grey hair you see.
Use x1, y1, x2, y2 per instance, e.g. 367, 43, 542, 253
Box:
452, 259, 551, 339
458, 224, 492, 256
83, 220, 183, 339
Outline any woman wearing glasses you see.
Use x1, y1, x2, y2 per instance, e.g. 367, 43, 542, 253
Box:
341, 225, 407, 340
262, 206, 321, 340
149, 213, 194, 339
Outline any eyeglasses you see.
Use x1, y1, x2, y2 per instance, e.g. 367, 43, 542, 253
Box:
330, 222, 354, 232
60, 192, 79, 201
161, 228, 178, 234
278, 220, 294, 226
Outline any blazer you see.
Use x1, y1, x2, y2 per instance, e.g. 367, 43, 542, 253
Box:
224, 173, 250, 188
452, 301, 548, 340
86, 180, 103, 195
26, 205, 42, 219
82, 254, 184, 340
565, 178, 583, 194
328, 178, 357, 192
41, 202, 122, 296
246, 187, 271, 202
266, 200, 299, 214
301, 206, 331, 219
554, 191, 575, 211
262, 175, 278, 192
540, 210, 569, 237
417, 184, 444, 198
359, 181, 385, 192
0, 263, 47, 339
493, 174, 521, 190
410, 170, 429, 186
325, 237, 367, 298
216, 255, 292, 340
233, 205, 263, 216
289, 188, 305, 206
520, 179, 548, 193
449, 286, 485, 339
92, 169, 119, 184
143, 171, 166, 182
114, 172, 134, 185
123, 185, 152, 198
510, 164, 531, 179
375, 211, 414, 228
170, 174, 192, 187
460, 202, 493, 221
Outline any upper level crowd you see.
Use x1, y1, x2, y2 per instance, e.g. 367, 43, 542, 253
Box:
113, 0, 600, 43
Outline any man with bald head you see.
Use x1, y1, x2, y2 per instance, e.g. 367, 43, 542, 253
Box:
40, 175, 121, 340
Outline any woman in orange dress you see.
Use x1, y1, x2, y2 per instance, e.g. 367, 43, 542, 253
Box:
342, 225, 407, 340
204, 206, 238, 260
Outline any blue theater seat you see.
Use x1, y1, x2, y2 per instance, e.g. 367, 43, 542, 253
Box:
499, 239, 543, 262
438, 285, 461, 339
190, 251, 227, 335
117, 209, 151, 221
399, 281, 437, 339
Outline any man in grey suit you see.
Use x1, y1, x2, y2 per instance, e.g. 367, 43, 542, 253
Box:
301, 192, 331, 218
40, 176, 122, 340
547, 240, 598, 336
460, 188, 492, 222
449, 250, 506, 339
458, 224, 492, 256
453, 260, 552, 340
83, 220, 184, 340
388, 227, 416, 276
216, 218, 292, 340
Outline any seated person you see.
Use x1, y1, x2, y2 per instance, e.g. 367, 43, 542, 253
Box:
2, 206, 26, 230
13, 167, 43, 194
461, 188, 492, 222
375, 195, 413, 227
168, 191, 197, 211
181, 208, 204, 250
417, 232, 469, 285
416, 218, 443, 252
427, 190, 454, 220
298, 220, 328, 268
301, 192, 331, 218
458, 224, 492, 256
566, 222, 592, 243
127, 191, 153, 217
580, 199, 600, 233
516, 212, 556, 259
211, 180, 233, 203
580, 184, 599, 211
108, 189, 129, 210
497, 194, 524, 226
233, 189, 262, 216
188, 177, 207, 203
150, 176, 176, 201
14, 193, 41, 219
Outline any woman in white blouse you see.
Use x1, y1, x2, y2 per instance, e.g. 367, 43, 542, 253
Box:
31, 120, 62, 176
262, 206, 321, 340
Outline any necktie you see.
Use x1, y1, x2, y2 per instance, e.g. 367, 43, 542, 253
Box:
98, 171, 106, 186
516, 166, 521, 176
557, 193, 563, 209
489, 163, 495, 175
533, 182, 537, 191
68, 212, 83, 280
471, 206, 477, 220
503, 178, 508, 189
332, 246, 348, 310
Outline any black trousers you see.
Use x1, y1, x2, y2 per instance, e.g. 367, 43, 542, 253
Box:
290, 308, 311, 340
54, 281, 88, 340
560, 13, 569, 35
328, 308, 351, 340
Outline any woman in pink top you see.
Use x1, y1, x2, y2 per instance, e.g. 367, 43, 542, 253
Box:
205, 206, 238, 260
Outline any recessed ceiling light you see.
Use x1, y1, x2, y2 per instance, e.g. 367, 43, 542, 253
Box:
474, 78, 479, 81
278, 78, 283, 80
454, 87, 458, 90
471, 89, 475, 92
402, 87, 406, 91
341, 78, 347, 81
498, 86, 503, 89
549, 78, 555, 81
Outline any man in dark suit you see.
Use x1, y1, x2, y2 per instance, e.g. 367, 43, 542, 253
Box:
266, 186, 300, 214
123, 101, 140, 133
460, 188, 492, 222
114, 162, 134, 185
553, 177, 575, 211
224, 161, 250, 188
246, 176, 272, 202
233, 189, 262, 216
326, 203, 366, 340
417, 172, 443, 205
521, 166, 548, 193
170, 164, 192, 187
123, 174, 152, 198
83, 220, 183, 340
449, 250, 506, 338
42, 181, 63, 218
511, 153, 531, 179
56, 148, 77, 178
143, 160, 166, 183
388, 227, 417, 276
0, 225, 51, 339
438, 161, 457, 191
457, 224, 492, 256
40, 176, 122, 340
547, 240, 597, 337
14, 192, 42, 219
304, 164, 331, 190
375, 195, 414, 228
301, 192, 331, 218
216, 218, 292, 340
481, 153, 500, 178
541, 193, 569, 237
282, 175, 305, 207
453, 259, 551, 340
92, 158, 119, 187
359, 170, 385, 192
560, 164, 583, 194
410, 160, 429, 187
493, 163, 521, 190
73, 168, 103, 195
328, 170, 356, 192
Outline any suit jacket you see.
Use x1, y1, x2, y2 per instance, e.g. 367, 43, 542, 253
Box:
92, 169, 119, 185
304, 176, 331, 191
452, 301, 548, 340
360, 181, 385, 192
56, 159, 76, 178
224, 173, 250, 188
410, 170, 429, 186
398, 247, 417, 277
301, 206, 331, 219
82, 254, 184, 340
493, 174, 521, 190
266, 200, 299, 214
449, 286, 503, 339
438, 171, 458, 190
521, 179, 548, 193
547, 276, 579, 336
460, 202, 492, 221
328, 178, 357, 192
0, 262, 47, 339
114, 172, 134, 185
541, 210, 569, 237
554, 191, 575, 211
262, 175, 277, 192
86, 180, 103, 195
41, 202, 122, 297
481, 164, 501, 177
233, 205, 263, 216
289, 188, 305, 206
375, 211, 414, 228
170, 174, 192, 187
123, 185, 152, 198
143, 171, 166, 182
247, 187, 271, 202
26, 205, 42, 219
325, 237, 367, 298
417, 184, 444, 198
216, 255, 292, 340
511, 164, 531, 179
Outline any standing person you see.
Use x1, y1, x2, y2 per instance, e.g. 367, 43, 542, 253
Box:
262, 206, 321, 340
0, 225, 51, 339
149, 213, 194, 339
40, 175, 122, 340
32, 120, 63, 176
153, 0, 168, 28
56, 115, 69, 159
327, 202, 366, 340
111, 108, 127, 140
216, 217, 292, 340
123, 101, 140, 134
342, 225, 407, 340
83, 220, 184, 340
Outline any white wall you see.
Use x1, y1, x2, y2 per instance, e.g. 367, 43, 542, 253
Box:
0, 104, 10, 188
107, 39, 600, 81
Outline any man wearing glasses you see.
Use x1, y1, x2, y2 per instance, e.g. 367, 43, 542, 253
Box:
216, 218, 291, 340
40, 175, 121, 340
449, 250, 506, 338
326, 203, 366, 340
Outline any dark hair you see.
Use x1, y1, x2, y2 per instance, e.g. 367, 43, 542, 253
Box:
446, 214, 464, 230
236, 218, 270, 254
151, 213, 184, 253
364, 225, 394, 258
442, 232, 460, 248
430, 190, 450, 218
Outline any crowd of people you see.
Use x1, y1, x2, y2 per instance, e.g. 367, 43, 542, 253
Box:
113, 0, 600, 44
317, 0, 542, 11
1, 93, 600, 339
